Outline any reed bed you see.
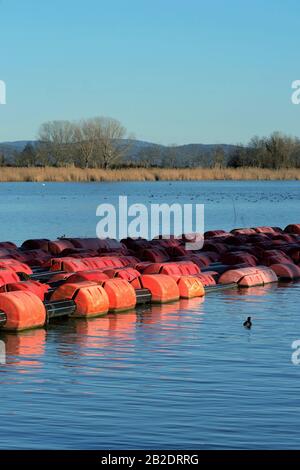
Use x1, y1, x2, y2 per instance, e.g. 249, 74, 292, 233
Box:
0, 166, 299, 182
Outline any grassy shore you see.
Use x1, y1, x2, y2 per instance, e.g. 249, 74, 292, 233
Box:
0, 166, 299, 182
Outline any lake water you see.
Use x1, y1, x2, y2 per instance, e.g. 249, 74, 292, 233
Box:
0, 181, 300, 449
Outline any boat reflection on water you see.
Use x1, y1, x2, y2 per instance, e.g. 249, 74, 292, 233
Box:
0, 329, 46, 371
74, 313, 138, 356
0, 295, 207, 366
236, 284, 277, 297
71, 297, 206, 355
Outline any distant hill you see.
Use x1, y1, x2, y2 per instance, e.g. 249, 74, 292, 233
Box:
0, 141, 36, 160
116, 139, 236, 154
0, 139, 238, 166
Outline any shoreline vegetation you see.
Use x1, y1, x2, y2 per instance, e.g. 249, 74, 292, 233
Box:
0, 166, 299, 182
2, 119, 300, 173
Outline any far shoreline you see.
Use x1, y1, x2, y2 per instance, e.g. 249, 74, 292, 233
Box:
0, 166, 299, 182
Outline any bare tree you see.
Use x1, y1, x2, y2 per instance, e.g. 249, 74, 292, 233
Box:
38, 120, 76, 166
94, 117, 128, 169
36, 117, 130, 168
264, 132, 296, 169
73, 118, 99, 168
227, 144, 247, 168
247, 136, 266, 167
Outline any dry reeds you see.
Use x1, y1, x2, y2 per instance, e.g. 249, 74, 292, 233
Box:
0, 166, 299, 182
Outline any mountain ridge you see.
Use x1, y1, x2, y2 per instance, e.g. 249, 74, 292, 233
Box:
0, 139, 238, 165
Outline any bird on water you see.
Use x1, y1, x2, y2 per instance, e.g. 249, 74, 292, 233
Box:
243, 317, 252, 329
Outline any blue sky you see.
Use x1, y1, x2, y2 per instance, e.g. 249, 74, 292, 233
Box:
1, 0, 300, 144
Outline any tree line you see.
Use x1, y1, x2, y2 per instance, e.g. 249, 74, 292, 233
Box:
134, 132, 300, 169
227, 133, 300, 169
13, 117, 130, 169
1, 118, 300, 169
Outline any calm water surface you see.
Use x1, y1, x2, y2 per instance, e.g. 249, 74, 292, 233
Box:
0, 181, 299, 449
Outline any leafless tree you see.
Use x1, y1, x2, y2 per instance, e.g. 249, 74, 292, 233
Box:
265, 132, 297, 169
73, 118, 99, 168
94, 117, 129, 168
38, 120, 76, 166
